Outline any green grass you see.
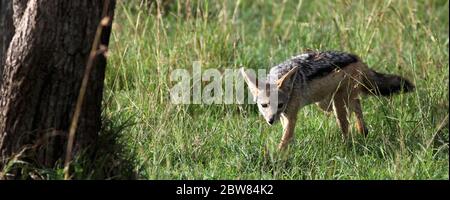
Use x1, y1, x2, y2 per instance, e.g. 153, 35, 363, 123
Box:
99, 0, 448, 180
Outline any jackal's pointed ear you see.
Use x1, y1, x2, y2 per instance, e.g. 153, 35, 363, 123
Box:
240, 68, 259, 97
276, 66, 299, 90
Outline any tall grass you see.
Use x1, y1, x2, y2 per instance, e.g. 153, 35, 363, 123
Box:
101, 0, 449, 179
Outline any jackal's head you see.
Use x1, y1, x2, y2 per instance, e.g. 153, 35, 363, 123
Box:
240, 67, 298, 125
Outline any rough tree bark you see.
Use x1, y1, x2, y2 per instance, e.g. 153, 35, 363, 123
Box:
0, 0, 15, 86
0, 0, 116, 170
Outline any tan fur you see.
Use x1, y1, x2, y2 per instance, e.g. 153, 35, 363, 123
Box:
278, 61, 369, 149
276, 66, 299, 88
242, 58, 412, 150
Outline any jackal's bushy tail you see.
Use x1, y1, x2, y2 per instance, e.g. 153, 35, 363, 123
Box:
362, 69, 415, 96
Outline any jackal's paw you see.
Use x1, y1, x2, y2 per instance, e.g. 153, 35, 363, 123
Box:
277, 142, 288, 151
362, 127, 369, 137
340, 134, 349, 143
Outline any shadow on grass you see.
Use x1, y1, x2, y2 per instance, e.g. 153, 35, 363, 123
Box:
67, 114, 139, 180
0, 113, 139, 180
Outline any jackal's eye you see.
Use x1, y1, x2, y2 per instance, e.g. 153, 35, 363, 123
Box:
261, 104, 268, 108
278, 103, 284, 108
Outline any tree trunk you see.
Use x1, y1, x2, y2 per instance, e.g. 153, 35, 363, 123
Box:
0, 0, 116, 170
0, 0, 15, 87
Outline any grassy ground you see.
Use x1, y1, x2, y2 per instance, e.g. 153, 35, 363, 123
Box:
99, 0, 448, 179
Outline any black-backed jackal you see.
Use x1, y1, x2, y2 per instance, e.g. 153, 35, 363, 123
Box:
241, 51, 415, 150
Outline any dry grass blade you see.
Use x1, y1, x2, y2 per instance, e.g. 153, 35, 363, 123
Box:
64, 0, 112, 180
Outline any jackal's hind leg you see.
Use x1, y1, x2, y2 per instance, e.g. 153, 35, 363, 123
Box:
350, 98, 368, 136
332, 98, 349, 140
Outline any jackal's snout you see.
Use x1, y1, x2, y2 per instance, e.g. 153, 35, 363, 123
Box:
267, 116, 275, 125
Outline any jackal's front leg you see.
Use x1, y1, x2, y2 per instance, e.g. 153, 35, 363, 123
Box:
278, 113, 298, 150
